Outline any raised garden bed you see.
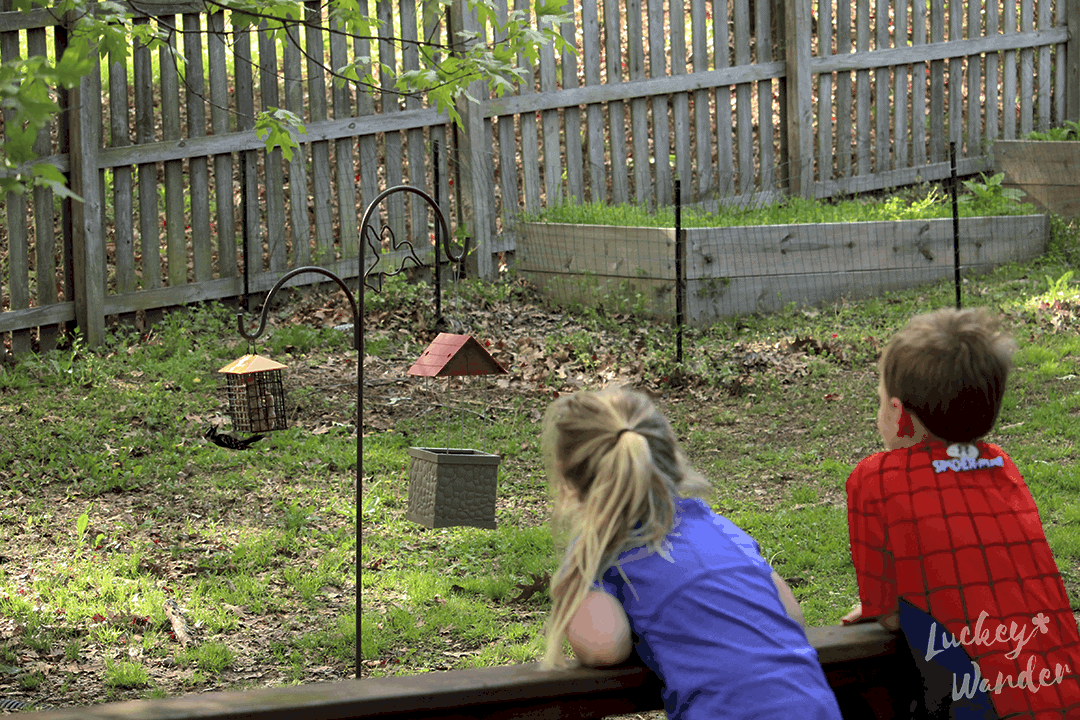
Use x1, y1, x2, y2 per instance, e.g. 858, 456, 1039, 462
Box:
518, 215, 1049, 325
993, 140, 1080, 218
516, 223, 678, 318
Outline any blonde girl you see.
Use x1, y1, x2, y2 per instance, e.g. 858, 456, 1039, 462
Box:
542, 388, 842, 720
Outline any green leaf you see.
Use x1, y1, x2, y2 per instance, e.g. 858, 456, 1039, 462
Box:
30, 162, 80, 200
254, 107, 307, 161
53, 46, 94, 87
76, 508, 90, 542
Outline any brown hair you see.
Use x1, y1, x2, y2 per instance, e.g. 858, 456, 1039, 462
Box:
540, 387, 708, 669
879, 307, 1016, 442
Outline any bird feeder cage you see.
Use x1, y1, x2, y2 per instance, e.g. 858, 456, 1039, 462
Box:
217, 354, 289, 433
405, 333, 507, 529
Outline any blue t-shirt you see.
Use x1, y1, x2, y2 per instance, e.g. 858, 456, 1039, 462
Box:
598, 497, 842, 720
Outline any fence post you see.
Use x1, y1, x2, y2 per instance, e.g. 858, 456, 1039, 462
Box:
69, 56, 106, 346
0, 1, 31, 356
1069, 0, 1080, 122
450, 0, 496, 281
784, 0, 814, 197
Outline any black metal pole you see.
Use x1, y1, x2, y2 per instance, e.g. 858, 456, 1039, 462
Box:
675, 180, 684, 364
354, 254, 370, 681
950, 142, 961, 309
433, 141, 442, 321
355, 186, 462, 679
237, 267, 360, 677
241, 153, 250, 309
240, 186, 464, 680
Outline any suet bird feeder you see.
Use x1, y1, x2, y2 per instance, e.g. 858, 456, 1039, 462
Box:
405, 333, 507, 529
217, 354, 289, 433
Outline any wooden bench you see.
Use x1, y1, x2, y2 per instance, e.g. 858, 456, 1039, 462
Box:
29, 625, 911, 720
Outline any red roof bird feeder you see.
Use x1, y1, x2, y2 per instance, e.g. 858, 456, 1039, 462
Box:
406, 333, 507, 378
405, 334, 507, 530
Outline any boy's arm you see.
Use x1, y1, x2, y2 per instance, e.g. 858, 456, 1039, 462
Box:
846, 461, 899, 622
565, 589, 633, 667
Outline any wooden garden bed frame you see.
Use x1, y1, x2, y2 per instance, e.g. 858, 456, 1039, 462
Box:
518, 215, 1048, 324
993, 140, 1080, 218
28, 624, 908, 720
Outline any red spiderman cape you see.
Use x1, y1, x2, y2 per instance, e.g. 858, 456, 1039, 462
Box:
847, 440, 1080, 719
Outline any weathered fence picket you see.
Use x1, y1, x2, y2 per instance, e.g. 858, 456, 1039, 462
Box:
712, 0, 734, 199
0, 0, 30, 357
28, 21, 58, 353
627, 0, 650, 204
603, 0, 629, 205
649, 0, 672, 208
207, 13, 235, 278
185, 13, 213, 283
0, 0, 1077, 350
562, 0, 584, 204
582, 0, 605, 205
283, 22, 311, 269
401, 0, 426, 265
257, 22, 286, 274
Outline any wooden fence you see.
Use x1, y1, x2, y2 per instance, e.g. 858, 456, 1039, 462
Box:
474, 0, 1079, 276
0, 0, 1078, 350
0, 0, 386, 355
24, 624, 907, 719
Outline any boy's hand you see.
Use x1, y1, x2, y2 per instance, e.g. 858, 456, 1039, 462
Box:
841, 602, 864, 624
879, 611, 900, 631
841, 602, 900, 631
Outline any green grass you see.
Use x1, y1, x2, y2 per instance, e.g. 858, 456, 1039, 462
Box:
104, 660, 151, 689
0, 292, 357, 702
360, 214, 1080, 678
523, 179, 1038, 228
1026, 120, 1080, 141
2, 210, 1079, 694
176, 642, 234, 674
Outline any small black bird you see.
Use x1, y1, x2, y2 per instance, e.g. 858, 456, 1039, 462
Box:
205, 425, 265, 450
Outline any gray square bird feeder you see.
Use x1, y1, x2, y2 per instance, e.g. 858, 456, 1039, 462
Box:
406, 333, 507, 529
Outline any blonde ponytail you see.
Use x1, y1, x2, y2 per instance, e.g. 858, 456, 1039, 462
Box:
541, 388, 708, 669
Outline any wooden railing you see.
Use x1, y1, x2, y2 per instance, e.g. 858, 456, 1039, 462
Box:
28, 624, 911, 720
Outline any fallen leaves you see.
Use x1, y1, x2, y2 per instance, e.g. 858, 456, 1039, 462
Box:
509, 572, 550, 603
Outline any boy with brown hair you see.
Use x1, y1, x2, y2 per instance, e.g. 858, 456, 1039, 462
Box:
843, 307, 1080, 719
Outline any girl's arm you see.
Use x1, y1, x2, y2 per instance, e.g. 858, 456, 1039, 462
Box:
565, 589, 633, 667
771, 571, 806, 628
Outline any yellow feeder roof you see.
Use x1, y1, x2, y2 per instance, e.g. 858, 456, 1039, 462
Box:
218, 354, 288, 374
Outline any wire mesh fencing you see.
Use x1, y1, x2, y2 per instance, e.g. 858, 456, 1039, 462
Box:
513, 156, 1049, 330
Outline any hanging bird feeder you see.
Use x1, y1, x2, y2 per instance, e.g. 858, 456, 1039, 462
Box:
405, 333, 507, 530
217, 354, 289, 434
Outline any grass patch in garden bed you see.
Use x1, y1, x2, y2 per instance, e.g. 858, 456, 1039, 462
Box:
521, 179, 1039, 228
516, 182, 1050, 323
